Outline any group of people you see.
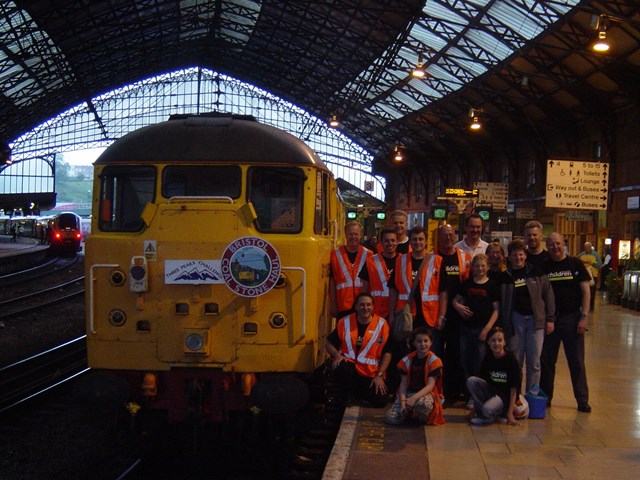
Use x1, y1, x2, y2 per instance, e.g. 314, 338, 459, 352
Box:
325, 212, 593, 428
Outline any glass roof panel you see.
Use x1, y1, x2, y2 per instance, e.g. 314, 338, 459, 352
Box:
338, 0, 580, 127
408, 78, 444, 100
0, 1, 74, 107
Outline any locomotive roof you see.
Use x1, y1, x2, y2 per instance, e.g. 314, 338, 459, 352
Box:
95, 116, 329, 171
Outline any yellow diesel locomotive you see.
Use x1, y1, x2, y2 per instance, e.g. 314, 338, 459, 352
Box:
85, 114, 345, 422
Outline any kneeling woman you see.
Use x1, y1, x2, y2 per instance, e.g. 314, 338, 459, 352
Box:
466, 327, 521, 426
385, 327, 445, 425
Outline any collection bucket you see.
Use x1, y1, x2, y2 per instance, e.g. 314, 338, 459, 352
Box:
525, 385, 547, 419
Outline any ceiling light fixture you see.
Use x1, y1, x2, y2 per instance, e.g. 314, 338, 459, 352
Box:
393, 146, 404, 162
592, 16, 610, 53
329, 114, 340, 128
411, 53, 426, 78
469, 108, 482, 131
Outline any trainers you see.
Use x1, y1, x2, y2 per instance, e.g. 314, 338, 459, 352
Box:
465, 399, 474, 410
496, 415, 508, 424
577, 403, 592, 413
470, 415, 495, 425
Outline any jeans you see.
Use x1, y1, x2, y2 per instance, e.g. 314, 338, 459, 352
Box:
460, 325, 485, 383
508, 311, 544, 391
466, 376, 504, 418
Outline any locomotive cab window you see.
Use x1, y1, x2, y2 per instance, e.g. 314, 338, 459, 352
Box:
99, 166, 155, 232
248, 167, 303, 233
162, 166, 241, 199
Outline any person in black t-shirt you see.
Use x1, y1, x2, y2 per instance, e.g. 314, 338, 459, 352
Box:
467, 327, 522, 425
540, 232, 591, 413
523, 220, 550, 268
502, 240, 555, 392
453, 254, 500, 384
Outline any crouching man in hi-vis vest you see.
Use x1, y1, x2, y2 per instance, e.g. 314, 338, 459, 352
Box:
326, 292, 393, 407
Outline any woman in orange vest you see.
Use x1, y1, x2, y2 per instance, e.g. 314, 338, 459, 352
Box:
326, 292, 393, 407
385, 327, 445, 425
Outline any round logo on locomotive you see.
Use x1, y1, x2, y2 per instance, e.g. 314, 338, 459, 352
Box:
221, 236, 281, 297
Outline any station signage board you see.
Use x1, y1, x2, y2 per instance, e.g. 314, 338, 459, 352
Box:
565, 210, 594, 222
545, 160, 609, 210
515, 208, 536, 220
474, 181, 508, 210
444, 187, 478, 198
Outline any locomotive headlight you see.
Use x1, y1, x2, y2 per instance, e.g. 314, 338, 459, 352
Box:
110, 269, 126, 286
108, 309, 127, 326
184, 329, 209, 354
269, 312, 287, 329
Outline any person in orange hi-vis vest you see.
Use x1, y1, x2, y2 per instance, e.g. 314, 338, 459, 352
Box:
326, 292, 393, 407
360, 226, 398, 319
385, 326, 445, 426
389, 226, 448, 355
329, 222, 372, 319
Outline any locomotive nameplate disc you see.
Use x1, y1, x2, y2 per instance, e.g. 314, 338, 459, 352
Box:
221, 236, 281, 297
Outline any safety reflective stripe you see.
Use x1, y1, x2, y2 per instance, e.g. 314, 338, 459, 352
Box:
334, 247, 366, 290
356, 318, 385, 366
369, 255, 389, 298
353, 251, 367, 288
334, 250, 353, 290
399, 356, 410, 372
421, 254, 439, 302
398, 254, 412, 301
341, 315, 356, 361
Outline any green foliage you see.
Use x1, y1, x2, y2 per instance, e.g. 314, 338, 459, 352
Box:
55, 160, 93, 203
605, 271, 621, 295
605, 270, 622, 304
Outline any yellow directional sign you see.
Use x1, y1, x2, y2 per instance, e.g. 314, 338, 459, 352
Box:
545, 159, 609, 211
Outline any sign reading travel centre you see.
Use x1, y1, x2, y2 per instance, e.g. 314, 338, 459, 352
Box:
545, 159, 609, 211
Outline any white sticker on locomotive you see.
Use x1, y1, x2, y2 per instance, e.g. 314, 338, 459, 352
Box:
221, 236, 281, 297
164, 260, 224, 284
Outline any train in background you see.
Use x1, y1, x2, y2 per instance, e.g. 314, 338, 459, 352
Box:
1, 212, 85, 255
85, 114, 345, 423
47, 212, 83, 255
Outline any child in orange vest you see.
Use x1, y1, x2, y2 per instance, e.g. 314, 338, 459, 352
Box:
385, 327, 445, 425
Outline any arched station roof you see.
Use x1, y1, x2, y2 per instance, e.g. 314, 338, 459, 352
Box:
1, 0, 638, 171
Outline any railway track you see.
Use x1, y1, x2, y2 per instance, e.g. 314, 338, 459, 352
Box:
0, 255, 78, 289
0, 276, 85, 319
0, 336, 89, 414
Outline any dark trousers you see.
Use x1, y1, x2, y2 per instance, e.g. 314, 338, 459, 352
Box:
333, 360, 388, 407
540, 312, 589, 405
442, 316, 464, 401
589, 284, 596, 311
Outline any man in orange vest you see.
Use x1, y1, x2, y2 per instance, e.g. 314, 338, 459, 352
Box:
436, 224, 472, 405
330, 222, 372, 319
389, 226, 448, 350
359, 226, 398, 319
326, 292, 393, 407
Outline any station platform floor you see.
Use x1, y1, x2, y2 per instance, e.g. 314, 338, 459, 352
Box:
0, 235, 46, 253
324, 291, 640, 480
